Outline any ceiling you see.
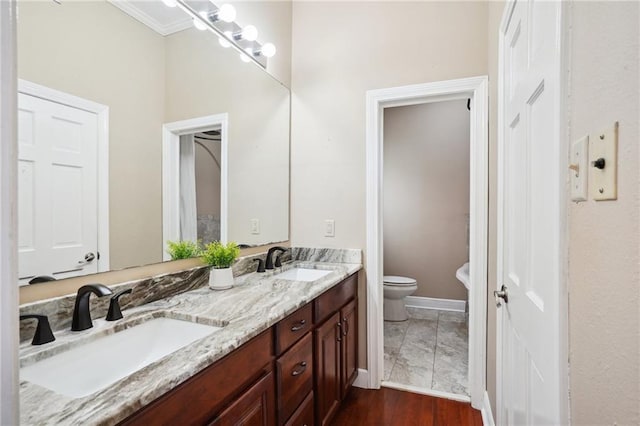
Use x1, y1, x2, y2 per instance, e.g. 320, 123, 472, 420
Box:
107, 0, 193, 36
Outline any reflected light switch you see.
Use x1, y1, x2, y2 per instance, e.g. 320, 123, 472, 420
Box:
250, 219, 260, 235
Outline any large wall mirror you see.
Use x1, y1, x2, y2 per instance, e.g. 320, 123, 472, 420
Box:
17, 0, 290, 285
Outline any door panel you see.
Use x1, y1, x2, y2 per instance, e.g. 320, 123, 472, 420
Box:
499, 0, 562, 424
18, 92, 99, 282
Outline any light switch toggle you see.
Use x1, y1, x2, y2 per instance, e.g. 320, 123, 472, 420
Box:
591, 158, 605, 169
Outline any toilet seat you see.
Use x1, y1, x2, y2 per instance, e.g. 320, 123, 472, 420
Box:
383, 275, 417, 286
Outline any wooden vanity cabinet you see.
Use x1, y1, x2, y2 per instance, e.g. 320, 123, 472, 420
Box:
120, 273, 359, 426
119, 329, 275, 426
313, 274, 358, 426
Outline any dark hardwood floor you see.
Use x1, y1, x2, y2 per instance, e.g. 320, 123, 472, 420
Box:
331, 387, 483, 426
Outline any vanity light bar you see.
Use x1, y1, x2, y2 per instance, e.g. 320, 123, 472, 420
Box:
172, 0, 275, 69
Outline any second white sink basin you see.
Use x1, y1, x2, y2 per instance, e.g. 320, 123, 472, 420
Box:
274, 268, 332, 282
21, 317, 222, 398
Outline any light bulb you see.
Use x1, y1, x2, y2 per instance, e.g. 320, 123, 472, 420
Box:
241, 25, 258, 41
260, 43, 276, 58
217, 4, 236, 22
162, 0, 177, 7
218, 31, 233, 48
193, 12, 208, 31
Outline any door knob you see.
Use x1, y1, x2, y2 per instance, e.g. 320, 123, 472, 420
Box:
494, 285, 508, 307
78, 252, 95, 265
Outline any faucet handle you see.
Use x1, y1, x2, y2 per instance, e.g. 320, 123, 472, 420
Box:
20, 314, 55, 345
253, 258, 265, 273
106, 288, 132, 322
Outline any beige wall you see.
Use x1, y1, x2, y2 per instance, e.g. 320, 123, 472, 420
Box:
291, 1, 489, 367
17, 0, 166, 269
383, 101, 470, 301
567, 2, 640, 424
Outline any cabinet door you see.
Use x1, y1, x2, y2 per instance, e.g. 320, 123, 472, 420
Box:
340, 298, 358, 398
210, 371, 276, 426
314, 311, 342, 426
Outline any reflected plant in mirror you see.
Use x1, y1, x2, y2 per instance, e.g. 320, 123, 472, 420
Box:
166, 240, 202, 261
16, 0, 290, 286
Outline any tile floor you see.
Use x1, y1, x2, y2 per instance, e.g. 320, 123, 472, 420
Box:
383, 307, 469, 396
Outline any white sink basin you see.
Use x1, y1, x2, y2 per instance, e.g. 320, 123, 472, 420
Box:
21, 317, 222, 398
274, 268, 332, 282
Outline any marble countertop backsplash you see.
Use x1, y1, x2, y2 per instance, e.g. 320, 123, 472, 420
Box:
19, 248, 361, 425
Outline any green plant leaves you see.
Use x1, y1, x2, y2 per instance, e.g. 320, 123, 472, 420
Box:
166, 240, 202, 260
201, 241, 240, 268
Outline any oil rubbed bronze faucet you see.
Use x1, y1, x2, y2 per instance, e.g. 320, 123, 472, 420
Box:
19, 314, 55, 345
265, 246, 287, 270
71, 284, 113, 331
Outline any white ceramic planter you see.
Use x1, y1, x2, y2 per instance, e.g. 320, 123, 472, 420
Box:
209, 267, 234, 290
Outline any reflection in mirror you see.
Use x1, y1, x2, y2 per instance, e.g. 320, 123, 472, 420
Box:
17, 0, 290, 285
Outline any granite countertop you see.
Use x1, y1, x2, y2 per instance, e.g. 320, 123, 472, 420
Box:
19, 260, 362, 425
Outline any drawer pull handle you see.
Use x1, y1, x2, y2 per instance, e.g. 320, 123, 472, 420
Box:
343, 317, 349, 336
336, 322, 342, 342
290, 319, 306, 332
291, 361, 307, 376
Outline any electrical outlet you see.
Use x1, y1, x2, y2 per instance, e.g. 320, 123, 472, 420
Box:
324, 219, 335, 237
250, 219, 260, 235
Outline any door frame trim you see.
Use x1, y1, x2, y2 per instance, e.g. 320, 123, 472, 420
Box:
365, 76, 489, 408
162, 114, 228, 259
496, 1, 570, 423
17, 79, 111, 274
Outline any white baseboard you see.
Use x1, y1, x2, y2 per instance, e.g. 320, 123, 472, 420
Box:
353, 368, 370, 388
481, 391, 495, 426
404, 295, 466, 312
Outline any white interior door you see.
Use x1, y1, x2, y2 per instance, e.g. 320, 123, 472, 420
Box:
498, 0, 563, 424
18, 92, 99, 283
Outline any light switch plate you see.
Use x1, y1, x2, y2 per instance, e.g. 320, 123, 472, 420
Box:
570, 135, 588, 202
324, 219, 335, 237
250, 219, 260, 235
589, 122, 618, 201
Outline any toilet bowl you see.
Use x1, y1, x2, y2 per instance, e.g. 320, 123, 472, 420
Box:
383, 275, 418, 322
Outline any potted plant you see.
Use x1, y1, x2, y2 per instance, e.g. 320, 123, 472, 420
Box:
166, 240, 201, 260
201, 241, 240, 290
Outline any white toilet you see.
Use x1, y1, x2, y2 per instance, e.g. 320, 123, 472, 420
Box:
383, 275, 418, 322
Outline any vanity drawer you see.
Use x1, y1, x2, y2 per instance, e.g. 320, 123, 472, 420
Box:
276, 333, 313, 424
314, 273, 357, 324
284, 391, 314, 426
275, 302, 313, 355
120, 329, 273, 426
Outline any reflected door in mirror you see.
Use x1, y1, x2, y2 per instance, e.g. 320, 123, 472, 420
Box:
18, 90, 103, 284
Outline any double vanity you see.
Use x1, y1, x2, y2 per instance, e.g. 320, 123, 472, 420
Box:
19, 249, 362, 425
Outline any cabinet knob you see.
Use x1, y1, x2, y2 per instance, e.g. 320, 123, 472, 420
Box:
336, 322, 342, 342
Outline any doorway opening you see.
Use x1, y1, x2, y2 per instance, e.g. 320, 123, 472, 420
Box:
382, 99, 471, 398
365, 76, 488, 409
162, 114, 228, 260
